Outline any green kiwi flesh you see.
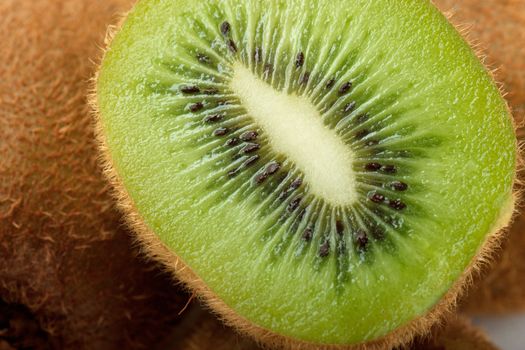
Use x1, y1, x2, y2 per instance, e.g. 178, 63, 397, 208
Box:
96, 0, 516, 346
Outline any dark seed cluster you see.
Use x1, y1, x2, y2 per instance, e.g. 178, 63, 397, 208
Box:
368, 192, 406, 211
162, 15, 418, 272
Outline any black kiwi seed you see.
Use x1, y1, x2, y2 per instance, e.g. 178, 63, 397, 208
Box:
338, 81, 352, 95
254, 172, 268, 184
189, 102, 204, 112
325, 78, 336, 89
196, 53, 211, 64
369, 193, 385, 203
302, 228, 313, 242
254, 161, 281, 184
319, 241, 330, 257
180, 85, 200, 94
254, 47, 263, 64
227, 39, 237, 53
355, 129, 369, 139
388, 199, 407, 211
300, 72, 310, 85
220, 21, 231, 36
391, 181, 408, 191
287, 196, 302, 212
213, 127, 230, 137
295, 52, 305, 68
240, 130, 258, 141
343, 101, 356, 113
241, 143, 260, 154
381, 165, 397, 174
336, 220, 344, 236
226, 137, 240, 147
204, 114, 223, 123
289, 178, 303, 190
355, 230, 369, 250
365, 162, 381, 171
243, 155, 260, 167
265, 162, 280, 175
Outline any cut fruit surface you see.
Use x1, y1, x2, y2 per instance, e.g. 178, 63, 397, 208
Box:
433, 0, 525, 315
95, 0, 516, 347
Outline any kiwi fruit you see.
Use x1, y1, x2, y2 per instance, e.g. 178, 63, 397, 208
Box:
0, 0, 191, 348
93, 0, 517, 348
434, 0, 525, 314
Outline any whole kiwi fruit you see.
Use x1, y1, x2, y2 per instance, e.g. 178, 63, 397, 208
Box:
93, 0, 517, 349
435, 0, 525, 314
0, 0, 190, 348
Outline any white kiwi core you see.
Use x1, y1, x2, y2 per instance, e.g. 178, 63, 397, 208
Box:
230, 63, 357, 206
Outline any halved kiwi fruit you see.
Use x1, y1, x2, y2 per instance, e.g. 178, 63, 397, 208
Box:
435, 0, 525, 314
94, 0, 517, 348
0, 0, 190, 348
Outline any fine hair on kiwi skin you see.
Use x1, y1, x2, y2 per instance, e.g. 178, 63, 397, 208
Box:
165, 305, 497, 350
92, 1, 518, 349
165, 304, 261, 350
401, 315, 498, 350
0, 0, 195, 348
434, 0, 525, 314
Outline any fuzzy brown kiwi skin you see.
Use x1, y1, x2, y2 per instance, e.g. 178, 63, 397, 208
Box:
434, 0, 525, 314
91, 2, 517, 350
403, 316, 499, 350
164, 305, 499, 350
0, 1, 193, 349
163, 304, 260, 350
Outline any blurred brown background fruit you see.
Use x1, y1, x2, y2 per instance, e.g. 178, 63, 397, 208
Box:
0, 1, 190, 349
